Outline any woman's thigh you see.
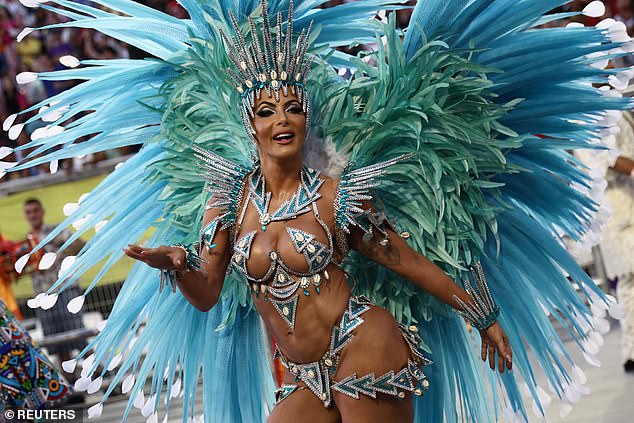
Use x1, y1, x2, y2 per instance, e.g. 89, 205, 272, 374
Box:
267, 387, 342, 423
333, 306, 416, 423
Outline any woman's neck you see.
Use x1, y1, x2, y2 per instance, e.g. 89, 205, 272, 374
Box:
259, 155, 303, 198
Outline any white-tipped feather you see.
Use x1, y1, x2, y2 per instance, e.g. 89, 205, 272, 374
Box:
97, 319, 108, 332
122, 374, 135, 394
18, 0, 40, 7
72, 216, 91, 230
87, 376, 103, 394
39, 293, 58, 310
559, 401, 573, 418
134, 391, 145, 409
59, 255, 76, 277
48, 125, 65, 136
81, 355, 95, 377
60, 55, 80, 68
609, 301, 625, 319
67, 295, 85, 314
50, 160, 59, 174
0, 146, 13, 159
583, 352, 602, 367
8, 124, 24, 140
572, 365, 587, 385
62, 359, 77, 373
142, 395, 157, 417
38, 252, 57, 270
588, 330, 604, 347
16, 72, 38, 84
0, 160, 18, 170
31, 126, 49, 141
609, 72, 630, 90
592, 315, 611, 335
15, 255, 30, 273
87, 403, 103, 419
107, 353, 122, 371
170, 379, 181, 398
63, 203, 80, 216
95, 220, 108, 233
582, 1, 605, 18
74, 377, 90, 392
17, 27, 35, 42
2, 113, 17, 131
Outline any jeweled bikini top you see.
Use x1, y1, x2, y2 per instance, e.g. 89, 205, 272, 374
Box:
232, 166, 333, 281
194, 148, 413, 331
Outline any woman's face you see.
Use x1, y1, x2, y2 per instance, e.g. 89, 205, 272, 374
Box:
251, 89, 306, 162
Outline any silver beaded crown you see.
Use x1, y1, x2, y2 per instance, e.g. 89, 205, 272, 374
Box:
221, 0, 314, 140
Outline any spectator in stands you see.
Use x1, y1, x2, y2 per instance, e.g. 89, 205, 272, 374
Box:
23, 197, 87, 383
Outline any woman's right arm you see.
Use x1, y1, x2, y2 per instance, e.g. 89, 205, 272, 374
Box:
124, 206, 231, 312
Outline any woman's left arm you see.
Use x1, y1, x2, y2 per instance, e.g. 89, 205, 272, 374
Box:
349, 224, 513, 373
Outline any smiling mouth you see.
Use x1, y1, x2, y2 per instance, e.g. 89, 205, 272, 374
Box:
272, 132, 295, 144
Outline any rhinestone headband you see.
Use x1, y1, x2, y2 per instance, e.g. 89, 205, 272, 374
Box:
221, 0, 314, 141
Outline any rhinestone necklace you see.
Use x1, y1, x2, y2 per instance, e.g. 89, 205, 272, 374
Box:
249, 165, 323, 231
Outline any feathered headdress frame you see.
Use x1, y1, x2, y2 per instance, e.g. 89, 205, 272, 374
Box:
220, 0, 314, 143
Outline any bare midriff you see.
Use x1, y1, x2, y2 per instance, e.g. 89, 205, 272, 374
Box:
253, 264, 350, 363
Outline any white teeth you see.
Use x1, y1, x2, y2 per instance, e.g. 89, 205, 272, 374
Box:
274, 133, 294, 140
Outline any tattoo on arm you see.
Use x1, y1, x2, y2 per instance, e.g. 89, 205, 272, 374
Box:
360, 239, 401, 266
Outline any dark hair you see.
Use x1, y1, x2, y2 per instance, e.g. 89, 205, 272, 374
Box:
24, 198, 43, 208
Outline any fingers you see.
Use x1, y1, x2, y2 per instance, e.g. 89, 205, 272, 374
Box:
488, 344, 496, 370
504, 337, 513, 371
481, 339, 488, 362
123, 248, 147, 263
127, 244, 149, 253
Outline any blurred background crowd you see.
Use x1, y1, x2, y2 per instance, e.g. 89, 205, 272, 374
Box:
0, 0, 189, 180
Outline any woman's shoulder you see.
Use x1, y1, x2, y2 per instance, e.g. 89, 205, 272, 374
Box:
318, 173, 339, 201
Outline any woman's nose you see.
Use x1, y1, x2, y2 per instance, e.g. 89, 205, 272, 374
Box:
275, 110, 289, 124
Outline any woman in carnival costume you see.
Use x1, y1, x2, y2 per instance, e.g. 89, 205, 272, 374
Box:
1, 0, 632, 421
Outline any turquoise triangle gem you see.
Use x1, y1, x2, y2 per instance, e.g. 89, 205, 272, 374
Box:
332, 374, 359, 399
201, 220, 219, 250
351, 374, 375, 397
390, 369, 414, 391
340, 312, 363, 336
331, 327, 353, 353
371, 371, 397, 395
271, 296, 299, 330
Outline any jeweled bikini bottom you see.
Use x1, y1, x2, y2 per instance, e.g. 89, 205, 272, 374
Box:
273, 295, 432, 408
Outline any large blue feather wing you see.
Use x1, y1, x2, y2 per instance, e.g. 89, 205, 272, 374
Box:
315, 6, 632, 421
1, 1, 410, 422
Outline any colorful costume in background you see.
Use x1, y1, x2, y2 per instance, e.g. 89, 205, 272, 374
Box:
0, 234, 21, 319
1, 0, 633, 421
0, 299, 73, 409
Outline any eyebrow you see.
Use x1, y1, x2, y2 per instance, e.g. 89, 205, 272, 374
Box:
256, 99, 300, 109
